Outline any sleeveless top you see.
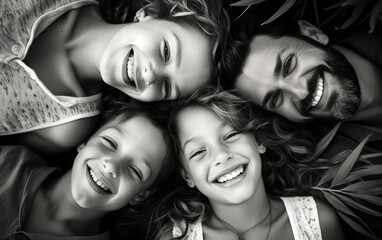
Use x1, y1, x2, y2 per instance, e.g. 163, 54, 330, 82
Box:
0, 0, 101, 135
173, 196, 322, 240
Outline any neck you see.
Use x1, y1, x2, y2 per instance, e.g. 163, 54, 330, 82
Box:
208, 181, 270, 232
333, 44, 382, 127
66, 5, 121, 84
43, 170, 106, 234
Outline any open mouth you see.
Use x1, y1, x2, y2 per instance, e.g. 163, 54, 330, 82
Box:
87, 166, 112, 194
214, 165, 246, 184
123, 49, 137, 90
310, 72, 324, 108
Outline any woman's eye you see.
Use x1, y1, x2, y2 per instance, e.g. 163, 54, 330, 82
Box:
163, 40, 170, 63
129, 166, 143, 181
270, 89, 282, 109
284, 54, 296, 76
224, 131, 239, 141
101, 136, 118, 150
190, 149, 206, 160
164, 80, 171, 99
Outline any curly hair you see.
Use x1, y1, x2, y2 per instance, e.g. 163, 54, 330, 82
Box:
149, 86, 317, 239
98, 0, 231, 86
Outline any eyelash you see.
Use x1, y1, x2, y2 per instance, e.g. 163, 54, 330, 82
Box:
129, 165, 143, 181
270, 89, 282, 109
101, 136, 118, 150
224, 131, 239, 141
163, 40, 170, 63
190, 149, 206, 159
284, 54, 295, 76
164, 80, 171, 99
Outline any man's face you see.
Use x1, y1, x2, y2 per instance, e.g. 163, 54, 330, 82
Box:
100, 18, 212, 102
235, 34, 360, 122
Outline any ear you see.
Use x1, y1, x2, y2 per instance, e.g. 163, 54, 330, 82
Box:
181, 169, 195, 188
129, 189, 156, 205
77, 143, 86, 152
297, 20, 329, 45
257, 143, 266, 154
134, 8, 153, 22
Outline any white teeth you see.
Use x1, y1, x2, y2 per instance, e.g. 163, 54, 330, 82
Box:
311, 76, 324, 107
216, 166, 244, 183
127, 55, 135, 81
90, 169, 110, 192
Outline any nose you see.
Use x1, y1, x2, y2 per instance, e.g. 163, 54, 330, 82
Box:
280, 75, 309, 100
143, 66, 154, 86
213, 145, 233, 166
102, 159, 118, 178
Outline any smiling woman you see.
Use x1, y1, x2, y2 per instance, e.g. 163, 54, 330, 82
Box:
0, 93, 176, 239
0, 0, 231, 155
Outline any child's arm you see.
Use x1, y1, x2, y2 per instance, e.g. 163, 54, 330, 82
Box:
316, 199, 345, 240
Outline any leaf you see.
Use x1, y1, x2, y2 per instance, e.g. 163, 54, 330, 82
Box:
333, 192, 382, 216
230, 0, 267, 7
318, 164, 341, 186
310, 123, 341, 161
336, 211, 377, 239
331, 134, 372, 187
232, 5, 252, 23
346, 165, 382, 182
322, 191, 358, 218
342, 180, 382, 194
345, 193, 382, 206
369, 0, 382, 33
336, 3, 367, 29
360, 152, 382, 160
261, 0, 296, 25
325, 0, 367, 10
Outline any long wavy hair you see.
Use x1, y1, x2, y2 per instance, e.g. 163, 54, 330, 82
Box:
149, 87, 317, 239
98, 0, 232, 86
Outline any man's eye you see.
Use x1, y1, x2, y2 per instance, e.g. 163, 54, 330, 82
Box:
224, 131, 239, 141
101, 136, 118, 150
164, 80, 171, 99
129, 165, 143, 181
284, 54, 296, 76
270, 90, 282, 109
163, 40, 170, 63
190, 149, 206, 160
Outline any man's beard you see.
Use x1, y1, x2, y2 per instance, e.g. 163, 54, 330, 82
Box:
322, 45, 361, 121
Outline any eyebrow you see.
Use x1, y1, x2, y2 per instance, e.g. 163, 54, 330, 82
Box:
181, 123, 226, 150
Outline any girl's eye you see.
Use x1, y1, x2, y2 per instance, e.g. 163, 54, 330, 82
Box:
270, 89, 282, 109
190, 149, 206, 160
163, 40, 170, 63
164, 80, 171, 99
129, 165, 143, 181
101, 136, 118, 150
284, 54, 296, 76
224, 131, 239, 141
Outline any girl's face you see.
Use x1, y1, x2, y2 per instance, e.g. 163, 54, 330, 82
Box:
176, 106, 265, 205
71, 115, 167, 211
100, 17, 212, 102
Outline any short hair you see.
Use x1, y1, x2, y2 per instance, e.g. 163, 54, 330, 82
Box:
99, 0, 231, 87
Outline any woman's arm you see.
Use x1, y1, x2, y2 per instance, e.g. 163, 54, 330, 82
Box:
316, 199, 345, 240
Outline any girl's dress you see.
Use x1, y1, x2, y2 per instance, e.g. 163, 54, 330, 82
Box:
0, 0, 101, 135
173, 196, 322, 240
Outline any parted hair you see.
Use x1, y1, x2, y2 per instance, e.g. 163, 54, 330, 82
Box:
149, 87, 317, 239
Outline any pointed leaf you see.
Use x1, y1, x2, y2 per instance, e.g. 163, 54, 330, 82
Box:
232, 5, 252, 23
360, 152, 382, 159
333, 192, 382, 216
368, 0, 382, 33
346, 165, 382, 182
310, 123, 341, 160
261, 0, 296, 25
318, 164, 341, 186
342, 180, 382, 194
230, 0, 267, 7
331, 134, 372, 186
336, 212, 377, 239
325, 0, 366, 10
345, 193, 382, 206
336, 3, 367, 29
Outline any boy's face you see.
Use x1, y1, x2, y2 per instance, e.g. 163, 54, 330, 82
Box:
71, 115, 167, 211
100, 18, 213, 102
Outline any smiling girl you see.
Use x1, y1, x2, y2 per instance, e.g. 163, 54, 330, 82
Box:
0, 0, 230, 154
0, 96, 175, 239
152, 88, 344, 240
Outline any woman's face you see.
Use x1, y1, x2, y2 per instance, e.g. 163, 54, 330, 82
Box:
100, 17, 213, 102
176, 106, 264, 205
71, 115, 167, 211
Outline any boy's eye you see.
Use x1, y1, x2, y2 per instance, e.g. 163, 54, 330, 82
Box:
163, 40, 170, 63
129, 165, 143, 181
284, 54, 296, 76
101, 136, 118, 150
270, 89, 282, 109
190, 149, 206, 160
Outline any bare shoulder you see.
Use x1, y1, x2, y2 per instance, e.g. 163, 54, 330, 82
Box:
315, 198, 345, 240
